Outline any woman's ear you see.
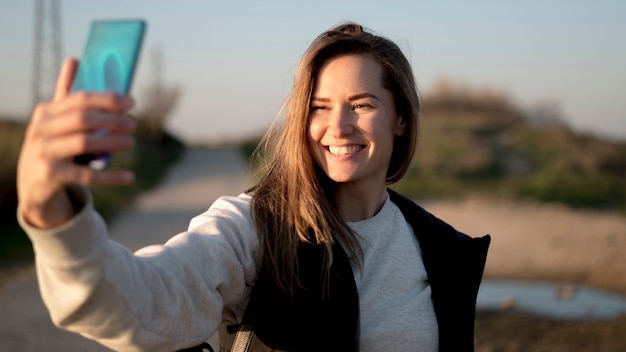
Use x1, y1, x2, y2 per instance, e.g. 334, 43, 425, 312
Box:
395, 115, 407, 136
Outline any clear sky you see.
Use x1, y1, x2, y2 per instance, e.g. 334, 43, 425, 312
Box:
2, 0, 625, 142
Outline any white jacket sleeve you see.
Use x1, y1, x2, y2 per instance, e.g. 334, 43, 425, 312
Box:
18, 186, 261, 352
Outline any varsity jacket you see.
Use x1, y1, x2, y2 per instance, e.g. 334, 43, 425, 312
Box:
212, 189, 491, 352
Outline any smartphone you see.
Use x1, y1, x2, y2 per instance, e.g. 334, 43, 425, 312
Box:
71, 19, 146, 170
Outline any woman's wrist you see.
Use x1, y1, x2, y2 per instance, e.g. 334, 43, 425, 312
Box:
20, 187, 82, 229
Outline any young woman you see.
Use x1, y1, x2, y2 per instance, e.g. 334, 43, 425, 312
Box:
17, 22, 490, 351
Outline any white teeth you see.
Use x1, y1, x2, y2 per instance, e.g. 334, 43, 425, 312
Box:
328, 145, 362, 155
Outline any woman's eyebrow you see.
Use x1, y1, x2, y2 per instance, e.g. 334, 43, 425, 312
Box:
311, 97, 330, 103
348, 93, 380, 102
311, 93, 380, 102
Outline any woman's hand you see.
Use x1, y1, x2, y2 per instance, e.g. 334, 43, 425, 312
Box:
17, 58, 138, 229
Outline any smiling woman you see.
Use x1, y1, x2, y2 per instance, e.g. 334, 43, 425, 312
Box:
17, 22, 490, 352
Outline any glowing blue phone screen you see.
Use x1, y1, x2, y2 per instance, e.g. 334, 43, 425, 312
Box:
72, 20, 145, 94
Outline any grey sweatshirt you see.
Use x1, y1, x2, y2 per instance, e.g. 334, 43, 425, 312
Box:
18, 186, 437, 351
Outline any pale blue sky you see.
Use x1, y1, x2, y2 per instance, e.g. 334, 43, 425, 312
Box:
1, 1, 625, 142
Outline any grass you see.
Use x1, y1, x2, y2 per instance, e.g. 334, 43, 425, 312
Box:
0, 119, 29, 272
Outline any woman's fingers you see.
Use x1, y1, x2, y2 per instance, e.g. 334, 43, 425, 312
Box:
38, 108, 137, 138
26, 101, 137, 161
17, 118, 136, 228
53, 58, 79, 102
48, 91, 134, 116
53, 163, 135, 186
44, 131, 136, 160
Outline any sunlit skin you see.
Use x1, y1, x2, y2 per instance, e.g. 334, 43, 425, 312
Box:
17, 58, 136, 229
307, 55, 406, 222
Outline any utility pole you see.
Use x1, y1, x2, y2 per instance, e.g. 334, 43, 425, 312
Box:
32, 0, 63, 108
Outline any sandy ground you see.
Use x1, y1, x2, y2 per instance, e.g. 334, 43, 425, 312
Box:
420, 195, 626, 295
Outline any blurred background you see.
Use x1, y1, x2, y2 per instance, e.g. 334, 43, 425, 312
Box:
2, 0, 625, 142
1, 1, 625, 350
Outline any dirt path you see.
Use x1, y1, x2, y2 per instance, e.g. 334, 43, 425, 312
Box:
0, 146, 251, 352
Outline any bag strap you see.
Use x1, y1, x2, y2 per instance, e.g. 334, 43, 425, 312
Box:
230, 323, 255, 352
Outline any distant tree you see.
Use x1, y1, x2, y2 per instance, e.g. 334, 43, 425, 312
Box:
136, 47, 181, 140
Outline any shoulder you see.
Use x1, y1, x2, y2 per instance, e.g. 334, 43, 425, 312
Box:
188, 193, 253, 231
183, 193, 261, 264
388, 189, 491, 249
387, 189, 452, 237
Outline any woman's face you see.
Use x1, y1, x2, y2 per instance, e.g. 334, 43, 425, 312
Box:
307, 54, 405, 190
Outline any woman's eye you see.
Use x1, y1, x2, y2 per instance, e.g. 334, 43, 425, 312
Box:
353, 103, 373, 110
310, 105, 327, 112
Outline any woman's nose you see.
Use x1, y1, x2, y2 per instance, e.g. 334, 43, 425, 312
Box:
327, 106, 354, 137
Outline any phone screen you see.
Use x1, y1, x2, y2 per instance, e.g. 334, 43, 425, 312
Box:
72, 20, 146, 94
72, 20, 146, 169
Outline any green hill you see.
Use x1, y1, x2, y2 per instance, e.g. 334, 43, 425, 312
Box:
396, 81, 626, 212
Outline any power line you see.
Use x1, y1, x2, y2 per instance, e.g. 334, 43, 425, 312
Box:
32, 0, 63, 108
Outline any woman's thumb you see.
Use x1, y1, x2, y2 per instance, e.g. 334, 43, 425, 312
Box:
53, 58, 79, 101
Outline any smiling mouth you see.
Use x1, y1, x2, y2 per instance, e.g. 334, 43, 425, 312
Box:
326, 145, 365, 156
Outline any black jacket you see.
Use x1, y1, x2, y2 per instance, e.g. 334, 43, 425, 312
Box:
218, 190, 491, 352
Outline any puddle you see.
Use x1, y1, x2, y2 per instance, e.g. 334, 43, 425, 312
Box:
477, 280, 626, 320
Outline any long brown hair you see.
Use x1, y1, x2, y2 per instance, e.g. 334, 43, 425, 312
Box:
247, 22, 420, 295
